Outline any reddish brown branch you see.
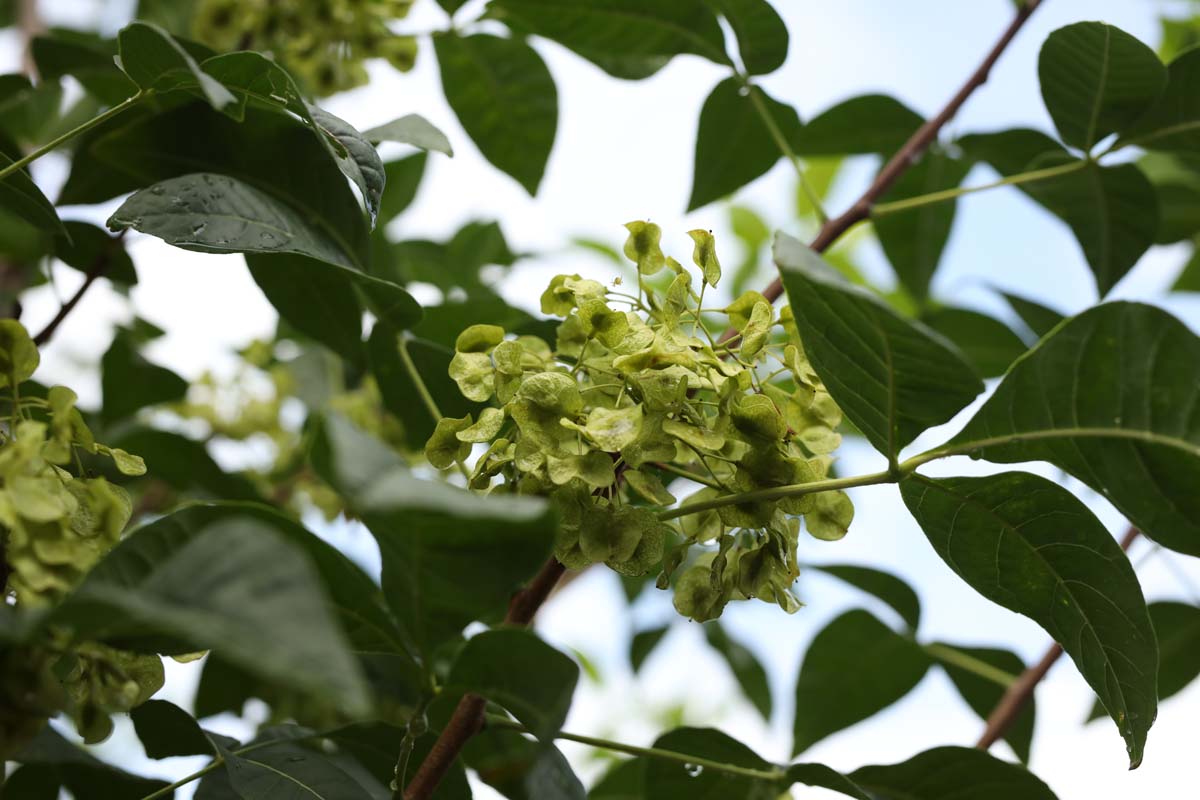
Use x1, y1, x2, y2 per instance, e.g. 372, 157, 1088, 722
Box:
741, 0, 1044, 321
403, 4, 1045, 796
33, 231, 124, 347
975, 525, 1141, 751
400, 557, 566, 799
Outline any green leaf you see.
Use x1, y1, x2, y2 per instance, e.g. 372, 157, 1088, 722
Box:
53, 507, 374, 716
315, 422, 556, 655
795, 95, 923, 156
62, 102, 369, 266
1174, 245, 1200, 292
960, 133, 1158, 295
704, 622, 771, 721
379, 153, 427, 225
630, 624, 669, 672
116, 22, 234, 110
109, 428, 262, 501
249, 253, 364, 363
849, 747, 1058, 799
32, 29, 137, 104
1119, 47, 1200, 153
0, 151, 67, 238
1089, 601, 1200, 721
774, 232, 983, 458
644, 727, 777, 799
365, 114, 454, 156
589, 759, 643, 799
210, 733, 390, 799
784, 764, 870, 800
920, 306, 1028, 378
487, 0, 729, 70
938, 302, 1200, 558
435, 33, 557, 195
1038, 22, 1166, 151
689, 78, 802, 210
308, 105, 387, 225
131, 699, 221, 759
465, 728, 585, 800
705, 0, 788, 74
108, 172, 355, 269
874, 149, 970, 302
11, 727, 171, 800
928, 643, 1033, 763
793, 609, 931, 754
809, 564, 921, 631
448, 629, 579, 741
56, 221, 137, 285
900, 472, 1156, 767
997, 290, 1065, 340
100, 331, 188, 422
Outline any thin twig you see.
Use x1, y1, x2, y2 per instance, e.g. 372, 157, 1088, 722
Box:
402, 4, 1046, 796
32, 231, 124, 346
721, 0, 1044, 345
975, 524, 1140, 751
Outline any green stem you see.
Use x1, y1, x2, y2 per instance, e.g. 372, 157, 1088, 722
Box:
740, 77, 827, 224
652, 461, 722, 489
657, 469, 894, 522
0, 91, 146, 183
484, 715, 786, 782
139, 759, 224, 800
870, 159, 1089, 218
922, 642, 1018, 688
397, 334, 443, 423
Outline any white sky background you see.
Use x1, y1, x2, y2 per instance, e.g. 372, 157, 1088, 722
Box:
7, 0, 1200, 798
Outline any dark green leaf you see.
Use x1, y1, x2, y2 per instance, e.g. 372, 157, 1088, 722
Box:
960, 133, 1158, 295
32, 29, 136, 104
315, 416, 556, 656
795, 95, 923, 156
920, 306, 1028, 378
928, 643, 1033, 762
939, 302, 1200, 558
109, 173, 355, 268
366, 327, 483, 451
588, 759, 643, 799
11, 726, 172, 799
901, 472, 1156, 767
705, 0, 788, 74
53, 507, 374, 715
774, 232, 983, 458
809, 564, 921, 631
448, 629, 578, 741
1089, 601, 1200, 721
849, 746, 1058, 799
1174, 245, 1200, 292
308, 105, 387, 224
784, 764, 869, 800
1038, 22, 1166, 151
131, 700, 220, 759
644, 727, 776, 800
1119, 47, 1200, 152
109, 428, 262, 501
793, 610, 930, 754
55, 221, 137, 286
487, 0, 729, 70
365, 114, 454, 156
1139, 152, 1200, 244
874, 149, 970, 302
211, 734, 390, 799
465, 728, 585, 800
689, 78, 802, 210
380, 153, 427, 224
116, 22, 234, 110
997, 290, 1065, 340
100, 332, 188, 422
435, 33, 557, 194
62, 102, 369, 266
704, 623, 771, 721
0, 151, 67, 238
248, 253, 364, 364
630, 625, 669, 672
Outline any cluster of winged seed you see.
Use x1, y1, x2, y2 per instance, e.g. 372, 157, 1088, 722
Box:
426, 224, 855, 622
0, 321, 162, 754
192, 0, 418, 95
